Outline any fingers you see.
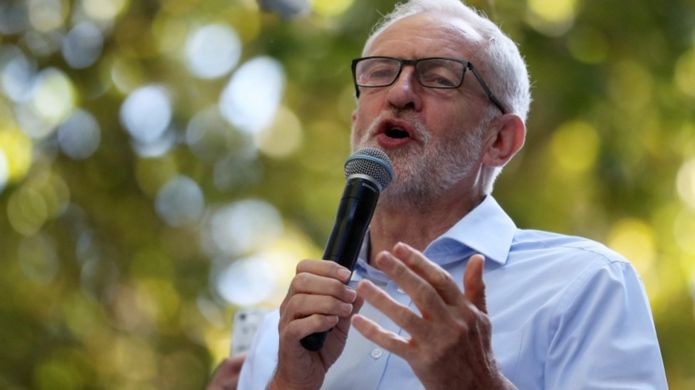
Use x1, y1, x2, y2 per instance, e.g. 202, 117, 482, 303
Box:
356, 278, 424, 334
287, 259, 354, 299
463, 254, 487, 314
227, 354, 246, 371
284, 294, 355, 320
279, 259, 357, 341
334, 293, 365, 338
391, 243, 462, 304
282, 259, 356, 311
207, 355, 246, 390
282, 313, 341, 340
371, 246, 453, 318
296, 258, 353, 283
352, 313, 410, 357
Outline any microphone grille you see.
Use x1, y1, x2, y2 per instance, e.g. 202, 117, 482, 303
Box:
344, 148, 394, 191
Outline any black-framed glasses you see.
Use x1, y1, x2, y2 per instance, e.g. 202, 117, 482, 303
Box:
351, 56, 506, 114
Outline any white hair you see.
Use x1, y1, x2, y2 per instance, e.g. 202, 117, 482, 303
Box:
361, 0, 532, 193
363, 0, 531, 121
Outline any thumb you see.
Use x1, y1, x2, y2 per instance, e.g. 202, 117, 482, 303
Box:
463, 254, 487, 314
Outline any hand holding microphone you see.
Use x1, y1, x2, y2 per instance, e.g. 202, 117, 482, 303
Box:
270, 148, 393, 389
299, 148, 393, 351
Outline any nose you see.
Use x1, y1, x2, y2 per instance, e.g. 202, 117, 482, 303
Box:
386, 66, 423, 112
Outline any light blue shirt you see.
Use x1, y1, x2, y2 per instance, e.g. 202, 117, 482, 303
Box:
238, 196, 667, 389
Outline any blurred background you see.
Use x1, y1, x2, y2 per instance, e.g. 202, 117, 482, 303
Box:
0, 0, 694, 388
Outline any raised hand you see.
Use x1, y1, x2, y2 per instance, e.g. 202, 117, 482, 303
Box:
351, 242, 516, 390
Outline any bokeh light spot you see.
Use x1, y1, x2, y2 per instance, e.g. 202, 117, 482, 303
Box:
0, 2, 29, 34
202, 199, 283, 257
7, 171, 70, 235
608, 61, 652, 112
550, 120, 600, 173
674, 209, 695, 254
677, 158, 695, 210
7, 186, 48, 235
155, 175, 205, 227
57, 109, 101, 160
132, 129, 175, 158
526, 0, 577, 36
312, 0, 353, 17
119, 85, 172, 144
136, 278, 181, 325
255, 105, 303, 158
28, 67, 76, 137
215, 255, 276, 306
24, 29, 63, 57
28, 0, 68, 32
607, 218, 656, 275
0, 150, 8, 192
62, 22, 104, 69
153, 16, 188, 56
220, 56, 285, 135
184, 24, 241, 79
83, 0, 128, 22
0, 126, 33, 183
109, 56, 144, 94
111, 336, 157, 382
1, 45, 36, 102
675, 47, 695, 98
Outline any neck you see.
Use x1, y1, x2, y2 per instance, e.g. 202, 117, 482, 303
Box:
368, 185, 485, 262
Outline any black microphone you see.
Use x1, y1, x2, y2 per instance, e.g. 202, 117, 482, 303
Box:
299, 147, 393, 351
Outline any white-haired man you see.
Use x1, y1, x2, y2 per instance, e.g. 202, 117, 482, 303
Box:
232, 0, 667, 388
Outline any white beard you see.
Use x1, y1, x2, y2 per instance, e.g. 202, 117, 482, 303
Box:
351, 114, 486, 210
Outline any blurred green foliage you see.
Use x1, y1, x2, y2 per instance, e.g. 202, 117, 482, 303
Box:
1, 0, 694, 388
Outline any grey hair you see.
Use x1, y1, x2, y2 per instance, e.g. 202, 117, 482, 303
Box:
361, 0, 532, 193
363, 0, 531, 121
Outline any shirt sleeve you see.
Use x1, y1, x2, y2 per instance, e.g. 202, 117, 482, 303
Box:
237, 310, 280, 390
544, 259, 668, 389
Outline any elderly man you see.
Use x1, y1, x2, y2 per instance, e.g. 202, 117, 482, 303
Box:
229, 0, 667, 388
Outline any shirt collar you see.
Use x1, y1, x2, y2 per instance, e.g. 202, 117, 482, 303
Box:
425, 196, 516, 265
354, 195, 516, 279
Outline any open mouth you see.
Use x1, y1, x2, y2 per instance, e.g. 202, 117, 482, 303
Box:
384, 127, 410, 139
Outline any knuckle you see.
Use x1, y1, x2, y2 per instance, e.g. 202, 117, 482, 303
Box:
295, 259, 312, 273
432, 270, 452, 288
400, 311, 418, 329
288, 273, 306, 292
417, 284, 437, 304
451, 319, 470, 336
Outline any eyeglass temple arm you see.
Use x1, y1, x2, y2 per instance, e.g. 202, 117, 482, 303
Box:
466, 63, 506, 114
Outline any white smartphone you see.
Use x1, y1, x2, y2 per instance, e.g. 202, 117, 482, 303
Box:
230, 307, 270, 356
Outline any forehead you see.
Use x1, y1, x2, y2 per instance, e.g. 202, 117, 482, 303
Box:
366, 12, 484, 59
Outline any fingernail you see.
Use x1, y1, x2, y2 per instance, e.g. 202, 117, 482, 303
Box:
345, 287, 357, 302
341, 303, 353, 316
373, 252, 393, 270
337, 267, 351, 281
393, 242, 410, 255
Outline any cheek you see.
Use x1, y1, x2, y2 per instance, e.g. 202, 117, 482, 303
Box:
351, 103, 376, 134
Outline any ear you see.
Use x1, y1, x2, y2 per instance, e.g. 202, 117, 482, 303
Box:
482, 113, 526, 167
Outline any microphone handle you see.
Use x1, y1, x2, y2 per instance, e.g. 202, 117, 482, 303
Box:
299, 177, 380, 351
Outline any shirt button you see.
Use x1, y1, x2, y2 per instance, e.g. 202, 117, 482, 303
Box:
370, 348, 383, 359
